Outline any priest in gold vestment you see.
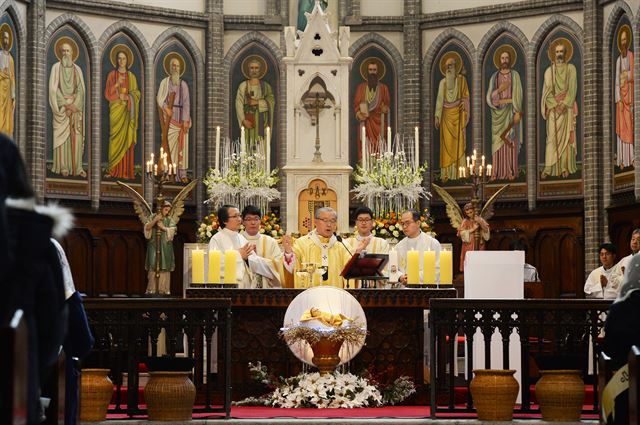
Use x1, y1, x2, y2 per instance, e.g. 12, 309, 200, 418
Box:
283, 207, 367, 288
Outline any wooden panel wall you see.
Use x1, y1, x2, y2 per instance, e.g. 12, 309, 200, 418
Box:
608, 201, 640, 260
432, 203, 584, 299
59, 209, 196, 297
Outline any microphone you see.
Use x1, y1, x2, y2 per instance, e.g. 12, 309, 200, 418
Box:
334, 232, 354, 256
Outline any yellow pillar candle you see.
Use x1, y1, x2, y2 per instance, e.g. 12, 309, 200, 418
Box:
191, 249, 205, 284
223, 249, 238, 284
440, 250, 453, 285
423, 250, 436, 284
208, 249, 221, 283
407, 249, 420, 285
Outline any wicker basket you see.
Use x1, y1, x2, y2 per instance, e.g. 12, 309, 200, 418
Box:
145, 371, 195, 421
536, 369, 585, 421
470, 369, 519, 421
79, 368, 112, 422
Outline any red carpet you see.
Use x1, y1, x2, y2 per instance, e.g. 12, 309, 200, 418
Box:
106, 405, 599, 420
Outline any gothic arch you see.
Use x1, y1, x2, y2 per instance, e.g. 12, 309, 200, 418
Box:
530, 15, 583, 55
477, 22, 529, 62
223, 32, 284, 168
349, 33, 404, 138
0, 1, 27, 150
150, 27, 205, 203
603, 3, 635, 201
44, 14, 98, 61
422, 29, 475, 188
98, 21, 151, 67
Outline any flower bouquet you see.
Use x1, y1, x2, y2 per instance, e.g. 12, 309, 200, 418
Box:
234, 361, 415, 408
259, 212, 285, 239
204, 148, 280, 214
371, 209, 435, 241
352, 150, 430, 216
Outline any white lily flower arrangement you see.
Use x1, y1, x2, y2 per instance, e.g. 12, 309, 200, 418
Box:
352, 150, 430, 216
204, 147, 280, 214
235, 361, 416, 409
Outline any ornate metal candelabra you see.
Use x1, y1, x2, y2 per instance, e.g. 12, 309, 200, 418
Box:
145, 148, 177, 278
460, 149, 493, 250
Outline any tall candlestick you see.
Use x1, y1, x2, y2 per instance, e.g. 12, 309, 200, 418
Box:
414, 126, 419, 169
440, 250, 452, 284
223, 249, 238, 284
208, 249, 221, 283
215, 126, 220, 171
487, 164, 492, 177
387, 126, 392, 153
361, 126, 367, 170
191, 249, 205, 284
240, 126, 246, 155
266, 126, 271, 172
407, 250, 420, 285
154, 164, 158, 175
481, 155, 485, 168
423, 250, 436, 284
479, 165, 483, 176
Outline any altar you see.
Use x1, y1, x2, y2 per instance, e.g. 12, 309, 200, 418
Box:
185, 288, 456, 403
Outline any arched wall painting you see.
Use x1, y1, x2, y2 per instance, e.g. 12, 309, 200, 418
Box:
536, 28, 583, 199
45, 26, 90, 198
0, 13, 17, 140
482, 34, 527, 200
230, 44, 278, 173
349, 45, 397, 170
431, 41, 473, 193
611, 15, 634, 192
100, 33, 144, 200
154, 40, 195, 188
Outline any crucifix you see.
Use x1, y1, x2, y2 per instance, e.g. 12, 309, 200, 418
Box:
302, 77, 334, 163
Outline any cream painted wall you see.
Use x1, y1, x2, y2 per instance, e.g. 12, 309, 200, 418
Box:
223, 0, 266, 15
14, 1, 27, 25
45, 10, 204, 55
107, 0, 205, 13
422, 11, 584, 57
423, 0, 524, 14
223, 31, 281, 57
603, 1, 637, 36
350, 31, 404, 57
360, 0, 403, 16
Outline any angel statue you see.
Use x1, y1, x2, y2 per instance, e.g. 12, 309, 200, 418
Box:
432, 183, 509, 272
118, 180, 197, 295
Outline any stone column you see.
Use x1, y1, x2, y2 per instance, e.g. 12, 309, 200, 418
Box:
404, 0, 421, 204
582, 0, 605, 273
204, 0, 225, 219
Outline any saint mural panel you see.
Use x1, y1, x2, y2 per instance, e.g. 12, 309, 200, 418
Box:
46, 28, 90, 197
432, 43, 472, 187
537, 30, 583, 199
350, 48, 396, 164
154, 42, 194, 184
100, 35, 143, 199
483, 36, 527, 199
230, 45, 277, 171
612, 17, 634, 192
0, 15, 17, 139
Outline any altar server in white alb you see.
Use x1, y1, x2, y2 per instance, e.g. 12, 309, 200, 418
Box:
396, 209, 442, 284
240, 205, 283, 288
208, 204, 280, 288
584, 243, 624, 299
347, 206, 390, 256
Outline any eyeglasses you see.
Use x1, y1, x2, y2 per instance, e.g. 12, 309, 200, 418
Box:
316, 218, 337, 224
243, 217, 261, 222
400, 220, 416, 227
356, 218, 372, 223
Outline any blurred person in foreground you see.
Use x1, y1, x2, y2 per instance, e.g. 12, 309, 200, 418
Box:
602, 254, 640, 424
1, 134, 70, 424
